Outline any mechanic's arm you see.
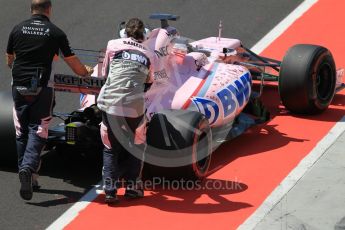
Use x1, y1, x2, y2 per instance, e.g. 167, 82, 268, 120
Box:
58, 32, 93, 77
6, 53, 14, 69
64, 55, 93, 76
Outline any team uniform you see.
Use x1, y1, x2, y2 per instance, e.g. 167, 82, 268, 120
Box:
97, 37, 156, 197
6, 14, 75, 174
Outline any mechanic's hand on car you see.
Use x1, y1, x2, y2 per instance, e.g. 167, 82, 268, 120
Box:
85, 65, 94, 76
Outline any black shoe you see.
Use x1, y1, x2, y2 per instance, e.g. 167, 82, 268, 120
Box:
19, 168, 33, 201
124, 188, 144, 199
105, 194, 119, 204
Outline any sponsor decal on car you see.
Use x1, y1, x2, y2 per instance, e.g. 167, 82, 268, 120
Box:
192, 72, 251, 124
154, 45, 169, 58
54, 74, 105, 88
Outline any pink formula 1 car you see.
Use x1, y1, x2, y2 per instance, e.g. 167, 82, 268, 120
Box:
50, 14, 344, 180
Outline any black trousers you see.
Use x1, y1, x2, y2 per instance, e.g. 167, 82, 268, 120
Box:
12, 87, 54, 172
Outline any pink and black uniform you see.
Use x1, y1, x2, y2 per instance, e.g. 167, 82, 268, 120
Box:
6, 14, 75, 173
97, 37, 156, 196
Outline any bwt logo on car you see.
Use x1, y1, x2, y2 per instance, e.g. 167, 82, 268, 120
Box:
192, 72, 251, 124
122, 51, 148, 66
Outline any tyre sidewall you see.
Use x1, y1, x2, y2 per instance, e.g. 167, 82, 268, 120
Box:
145, 110, 212, 180
279, 45, 336, 114
307, 50, 336, 111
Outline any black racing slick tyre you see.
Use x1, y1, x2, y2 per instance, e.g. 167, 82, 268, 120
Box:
279, 44, 336, 114
145, 110, 212, 181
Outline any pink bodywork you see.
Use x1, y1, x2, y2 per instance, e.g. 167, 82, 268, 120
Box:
81, 30, 252, 128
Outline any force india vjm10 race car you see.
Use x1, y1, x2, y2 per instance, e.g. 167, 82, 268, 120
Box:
49, 13, 345, 180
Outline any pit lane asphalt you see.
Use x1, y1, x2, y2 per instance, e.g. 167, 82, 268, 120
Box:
0, 1, 302, 229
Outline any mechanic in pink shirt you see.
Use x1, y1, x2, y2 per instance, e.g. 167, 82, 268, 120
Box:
97, 18, 156, 204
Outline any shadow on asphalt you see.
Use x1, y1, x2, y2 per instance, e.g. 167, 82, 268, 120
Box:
93, 178, 251, 214
208, 123, 308, 176
253, 82, 345, 122
331, 93, 345, 106
39, 150, 103, 188
0, 148, 103, 208
26, 188, 84, 207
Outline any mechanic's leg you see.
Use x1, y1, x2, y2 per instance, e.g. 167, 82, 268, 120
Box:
12, 88, 43, 200
123, 116, 145, 198
12, 87, 30, 170
13, 107, 29, 169
102, 147, 119, 193
104, 113, 133, 178
101, 113, 124, 203
125, 143, 145, 185
19, 124, 46, 200
125, 145, 145, 185
21, 88, 54, 173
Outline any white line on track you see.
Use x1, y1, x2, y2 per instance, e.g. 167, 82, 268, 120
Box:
46, 185, 101, 230
238, 116, 345, 230
47, 1, 321, 229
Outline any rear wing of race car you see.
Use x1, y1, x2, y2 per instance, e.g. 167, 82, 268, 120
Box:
53, 48, 106, 94
149, 13, 180, 28
54, 74, 105, 95
53, 74, 154, 95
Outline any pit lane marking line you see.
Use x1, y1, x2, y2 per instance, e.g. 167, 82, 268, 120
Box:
46, 1, 318, 229
238, 116, 345, 230
46, 185, 101, 230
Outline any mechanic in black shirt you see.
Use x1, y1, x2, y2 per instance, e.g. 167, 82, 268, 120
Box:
6, 0, 93, 201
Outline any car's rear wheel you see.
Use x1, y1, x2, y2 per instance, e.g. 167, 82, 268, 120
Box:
145, 110, 212, 181
279, 44, 336, 114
